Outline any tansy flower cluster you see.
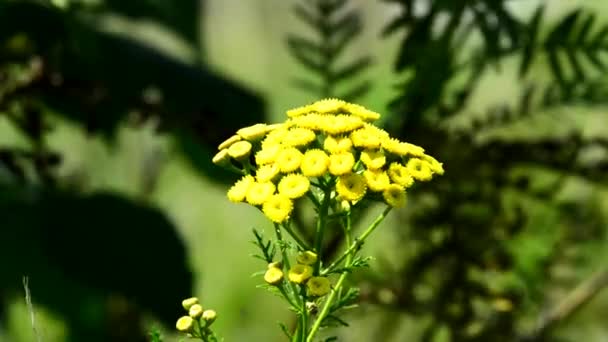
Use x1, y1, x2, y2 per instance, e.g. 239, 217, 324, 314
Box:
213, 98, 444, 223
175, 297, 218, 340
264, 251, 332, 297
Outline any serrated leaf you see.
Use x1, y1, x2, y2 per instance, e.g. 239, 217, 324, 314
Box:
546, 9, 582, 46
519, 5, 544, 77
339, 81, 372, 102
287, 35, 324, 73
332, 56, 372, 82
292, 78, 321, 95
293, 3, 318, 29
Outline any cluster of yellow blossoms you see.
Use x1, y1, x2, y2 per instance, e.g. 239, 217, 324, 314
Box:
175, 297, 217, 337
213, 99, 443, 223
264, 251, 331, 296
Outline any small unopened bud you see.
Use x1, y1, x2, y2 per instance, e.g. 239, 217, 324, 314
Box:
212, 149, 231, 166
176, 316, 194, 332
264, 267, 284, 285
268, 261, 282, 269
202, 309, 217, 324
296, 251, 317, 265
189, 304, 204, 318
182, 297, 199, 310
340, 200, 351, 212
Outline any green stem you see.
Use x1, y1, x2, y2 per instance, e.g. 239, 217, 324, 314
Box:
313, 188, 331, 274
282, 222, 312, 251
274, 223, 301, 310
321, 206, 392, 276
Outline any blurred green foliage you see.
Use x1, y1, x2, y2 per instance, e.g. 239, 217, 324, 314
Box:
1, 0, 608, 341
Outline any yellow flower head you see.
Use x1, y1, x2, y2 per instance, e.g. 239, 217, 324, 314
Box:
318, 115, 363, 135
336, 173, 367, 202
363, 169, 390, 192
212, 149, 230, 166
323, 135, 352, 154
351, 127, 382, 149
276, 147, 304, 173
344, 103, 381, 121
283, 127, 317, 147
176, 316, 194, 332
246, 181, 276, 205
307, 276, 331, 297
256, 164, 280, 183
227, 140, 252, 160
227, 175, 255, 202
422, 154, 444, 175
383, 138, 425, 157
300, 149, 329, 177
383, 183, 406, 207
262, 194, 294, 223
182, 297, 199, 310
262, 128, 289, 148
288, 264, 313, 284
310, 98, 345, 114
388, 162, 415, 187
278, 173, 310, 199
290, 113, 322, 131
189, 304, 203, 318
296, 250, 318, 265
360, 149, 386, 169
237, 123, 269, 141
218, 135, 242, 150
255, 145, 281, 165
329, 152, 355, 176
264, 266, 284, 285
406, 158, 433, 181
286, 104, 313, 118
202, 309, 217, 324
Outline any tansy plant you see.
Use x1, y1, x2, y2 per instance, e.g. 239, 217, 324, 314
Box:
176, 99, 443, 341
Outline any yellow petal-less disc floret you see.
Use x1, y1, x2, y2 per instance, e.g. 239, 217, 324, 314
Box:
307, 276, 331, 297
276, 147, 304, 173
212, 149, 230, 166
237, 123, 269, 141
300, 149, 330, 177
288, 264, 314, 284
296, 251, 318, 265
189, 304, 204, 318
323, 136, 353, 154
227, 175, 255, 202
388, 162, 415, 187
383, 183, 407, 207
246, 181, 276, 205
363, 169, 391, 192
255, 145, 281, 165
336, 173, 367, 202
422, 154, 444, 175
290, 113, 322, 131
264, 266, 284, 285
182, 297, 199, 310
310, 98, 345, 114
329, 152, 355, 176
262, 128, 289, 148
351, 127, 382, 149
318, 115, 363, 135
286, 104, 313, 118
227, 140, 252, 160
360, 149, 386, 169
256, 164, 280, 182
283, 127, 317, 147
202, 310, 217, 324
176, 316, 194, 332
218, 135, 242, 150
278, 173, 310, 199
406, 158, 433, 181
262, 194, 294, 223
344, 103, 381, 121
383, 138, 425, 157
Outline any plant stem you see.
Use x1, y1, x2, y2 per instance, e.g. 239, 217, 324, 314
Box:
313, 187, 331, 274
321, 206, 392, 276
283, 221, 312, 251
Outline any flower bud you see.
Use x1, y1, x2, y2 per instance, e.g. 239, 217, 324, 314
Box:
288, 264, 313, 284
182, 297, 199, 310
264, 266, 284, 285
296, 251, 317, 265
202, 309, 217, 324
268, 261, 282, 269
189, 304, 203, 318
176, 316, 194, 332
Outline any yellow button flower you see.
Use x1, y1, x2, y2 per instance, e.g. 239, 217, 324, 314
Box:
276, 147, 304, 173
288, 264, 313, 284
351, 127, 382, 149
406, 158, 433, 181
218, 134, 242, 150
291, 113, 322, 131
307, 276, 331, 297
344, 103, 381, 121
360, 149, 386, 169
383, 138, 425, 157
212, 149, 230, 166
202, 309, 217, 324
227, 140, 252, 160
227, 175, 255, 202
182, 297, 199, 310
363, 169, 390, 192
278, 173, 310, 199
246, 181, 276, 205
323, 136, 352, 154
383, 183, 406, 207
388, 162, 414, 187
336, 173, 367, 202
256, 164, 280, 182
262, 194, 294, 223
422, 154, 444, 175
283, 127, 316, 147
189, 304, 203, 318
264, 266, 284, 285
328, 152, 355, 175
310, 98, 345, 114
262, 128, 289, 148
237, 123, 269, 141
296, 251, 318, 265
300, 149, 329, 177
319, 115, 363, 135
255, 145, 281, 165
176, 316, 194, 332
286, 104, 313, 117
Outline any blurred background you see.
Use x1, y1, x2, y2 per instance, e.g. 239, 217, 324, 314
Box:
1, 0, 608, 341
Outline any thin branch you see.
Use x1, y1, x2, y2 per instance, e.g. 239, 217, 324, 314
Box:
23, 276, 43, 342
